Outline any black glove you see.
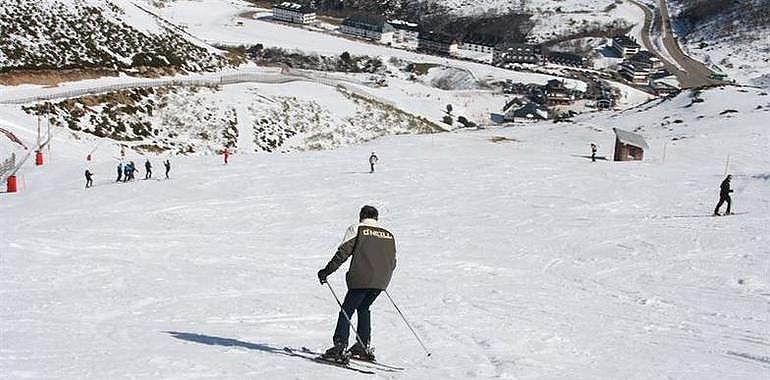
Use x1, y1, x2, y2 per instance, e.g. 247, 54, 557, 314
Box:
317, 268, 330, 284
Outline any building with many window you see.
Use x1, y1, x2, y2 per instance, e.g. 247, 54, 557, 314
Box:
340, 15, 395, 44
628, 51, 663, 71
493, 44, 542, 65
271, 2, 316, 24
460, 33, 501, 54
611, 35, 641, 58
544, 79, 575, 105
619, 60, 651, 85
418, 31, 459, 56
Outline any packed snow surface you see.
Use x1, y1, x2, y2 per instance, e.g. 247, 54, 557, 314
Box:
2, 86, 769, 380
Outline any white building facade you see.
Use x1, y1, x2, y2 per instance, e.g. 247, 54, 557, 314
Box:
340, 15, 395, 44
272, 2, 316, 24
611, 35, 641, 58
388, 20, 419, 44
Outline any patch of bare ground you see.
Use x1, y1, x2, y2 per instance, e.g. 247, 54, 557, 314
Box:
489, 136, 521, 143
238, 10, 260, 20
0, 66, 190, 86
0, 68, 119, 86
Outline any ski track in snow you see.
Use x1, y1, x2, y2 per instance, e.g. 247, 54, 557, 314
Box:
2, 89, 770, 378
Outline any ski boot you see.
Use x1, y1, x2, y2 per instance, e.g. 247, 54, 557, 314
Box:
320, 343, 350, 364
349, 342, 376, 362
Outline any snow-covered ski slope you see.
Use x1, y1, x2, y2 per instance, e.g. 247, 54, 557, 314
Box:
2, 86, 769, 379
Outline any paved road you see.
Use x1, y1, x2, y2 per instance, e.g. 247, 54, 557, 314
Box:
655, 0, 720, 87
629, 0, 719, 88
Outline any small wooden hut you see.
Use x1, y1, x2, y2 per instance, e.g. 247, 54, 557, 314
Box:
613, 128, 648, 161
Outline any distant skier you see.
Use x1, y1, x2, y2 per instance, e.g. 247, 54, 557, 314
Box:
590, 143, 598, 162
223, 148, 230, 165
164, 160, 171, 179
713, 174, 734, 216
317, 205, 397, 364
145, 159, 152, 180
116, 163, 123, 182
368, 152, 378, 173
85, 169, 93, 189
124, 161, 135, 182
123, 162, 130, 182
122, 163, 129, 182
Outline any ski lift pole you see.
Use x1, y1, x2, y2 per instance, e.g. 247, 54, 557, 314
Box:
87, 142, 103, 161
384, 290, 431, 357
724, 154, 730, 176
325, 282, 368, 350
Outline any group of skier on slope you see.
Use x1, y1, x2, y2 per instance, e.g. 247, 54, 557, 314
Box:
84, 159, 171, 189
86, 151, 378, 189
87, 145, 742, 366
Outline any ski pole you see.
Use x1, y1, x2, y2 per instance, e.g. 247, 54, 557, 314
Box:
325, 282, 368, 350
384, 290, 431, 357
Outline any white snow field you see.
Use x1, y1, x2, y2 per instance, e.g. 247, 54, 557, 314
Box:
148, 0, 655, 107
2, 86, 770, 379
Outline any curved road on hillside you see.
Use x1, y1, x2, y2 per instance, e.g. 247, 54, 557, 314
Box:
629, 0, 719, 88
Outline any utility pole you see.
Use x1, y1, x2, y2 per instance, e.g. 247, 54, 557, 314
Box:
724, 154, 730, 176
47, 119, 51, 153
37, 115, 41, 149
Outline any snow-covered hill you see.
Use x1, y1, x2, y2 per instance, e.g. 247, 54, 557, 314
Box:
424, 0, 639, 43
2, 86, 768, 379
146, 0, 637, 44
0, 0, 228, 77
4, 80, 444, 155
670, 0, 770, 86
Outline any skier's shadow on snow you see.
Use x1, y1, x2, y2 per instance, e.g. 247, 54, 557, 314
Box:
165, 331, 286, 355
570, 154, 608, 161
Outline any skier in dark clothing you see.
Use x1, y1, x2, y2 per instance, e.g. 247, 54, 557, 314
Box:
368, 152, 378, 173
164, 160, 171, 179
85, 170, 93, 189
144, 159, 152, 180
317, 205, 397, 364
591, 143, 598, 162
123, 162, 130, 182
116, 163, 123, 182
124, 161, 135, 182
714, 174, 733, 216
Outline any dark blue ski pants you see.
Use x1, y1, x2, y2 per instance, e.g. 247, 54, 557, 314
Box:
333, 288, 381, 347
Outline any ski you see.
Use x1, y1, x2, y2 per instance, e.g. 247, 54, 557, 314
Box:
282, 347, 374, 374
649, 211, 749, 219
300, 346, 405, 371
721, 211, 749, 216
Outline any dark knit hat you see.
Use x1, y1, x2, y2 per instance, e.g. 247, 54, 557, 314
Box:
359, 205, 378, 221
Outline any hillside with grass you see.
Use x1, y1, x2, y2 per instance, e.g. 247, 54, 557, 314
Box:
0, 0, 229, 79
